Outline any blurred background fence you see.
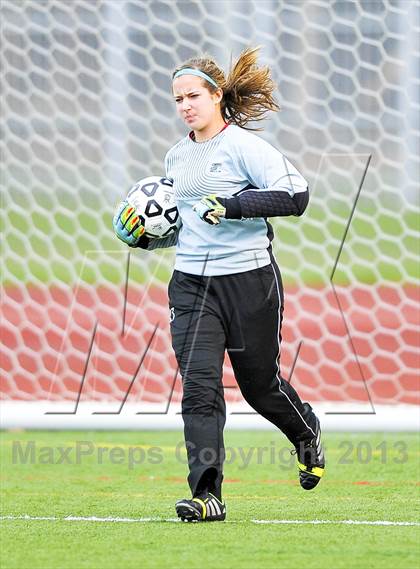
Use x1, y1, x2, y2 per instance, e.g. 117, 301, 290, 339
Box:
1, 0, 419, 429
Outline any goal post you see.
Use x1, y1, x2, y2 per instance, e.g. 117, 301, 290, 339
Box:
1, 0, 419, 430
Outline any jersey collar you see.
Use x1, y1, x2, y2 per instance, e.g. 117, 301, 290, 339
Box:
189, 122, 229, 142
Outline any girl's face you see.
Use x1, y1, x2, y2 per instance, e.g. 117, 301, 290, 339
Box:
172, 75, 223, 133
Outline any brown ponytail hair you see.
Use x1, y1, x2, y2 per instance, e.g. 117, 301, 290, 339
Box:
172, 46, 280, 130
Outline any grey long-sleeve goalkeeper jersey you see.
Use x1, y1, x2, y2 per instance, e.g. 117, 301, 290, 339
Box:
147, 124, 308, 277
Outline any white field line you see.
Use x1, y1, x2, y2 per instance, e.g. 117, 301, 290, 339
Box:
252, 519, 420, 526
0, 515, 419, 526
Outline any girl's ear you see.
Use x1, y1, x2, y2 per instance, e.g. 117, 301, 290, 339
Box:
213, 88, 223, 104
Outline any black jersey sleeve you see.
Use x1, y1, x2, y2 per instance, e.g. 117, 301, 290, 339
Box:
134, 230, 179, 250
222, 188, 309, 219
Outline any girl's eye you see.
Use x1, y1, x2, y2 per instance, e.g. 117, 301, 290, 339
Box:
175, 94, 199, 102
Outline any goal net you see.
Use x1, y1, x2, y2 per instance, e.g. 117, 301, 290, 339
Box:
1, 0, 419, 430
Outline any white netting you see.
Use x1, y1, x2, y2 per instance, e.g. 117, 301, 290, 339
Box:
1, 0, 419, 415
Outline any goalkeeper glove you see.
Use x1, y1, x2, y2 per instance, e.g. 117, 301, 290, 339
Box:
113, 200, 145, 247
192, 194, 226, 225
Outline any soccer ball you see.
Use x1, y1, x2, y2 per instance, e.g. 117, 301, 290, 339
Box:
126, 176, 181, 239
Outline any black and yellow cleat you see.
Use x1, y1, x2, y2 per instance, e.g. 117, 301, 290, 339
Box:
294, 414, 325, 490
175, 492, 226, 522
297, 460, 325, 490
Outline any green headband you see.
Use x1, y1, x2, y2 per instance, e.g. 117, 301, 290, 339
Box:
173, 68, 218, 88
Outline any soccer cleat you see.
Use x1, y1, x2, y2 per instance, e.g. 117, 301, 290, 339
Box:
293, 414, 325, 490
175, 492, 226, 522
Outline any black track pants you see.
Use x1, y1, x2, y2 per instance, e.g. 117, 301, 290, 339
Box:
168, 262, 317, 499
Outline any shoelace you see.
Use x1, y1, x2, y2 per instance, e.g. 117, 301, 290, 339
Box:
291, 441, 321, 467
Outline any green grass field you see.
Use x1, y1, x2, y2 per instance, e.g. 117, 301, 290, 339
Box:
1, 430, 419, 568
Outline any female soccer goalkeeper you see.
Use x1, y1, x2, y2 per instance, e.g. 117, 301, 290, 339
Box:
113, 46, 325, 522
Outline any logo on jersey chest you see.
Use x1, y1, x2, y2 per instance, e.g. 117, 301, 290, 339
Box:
209, 162, 223, 173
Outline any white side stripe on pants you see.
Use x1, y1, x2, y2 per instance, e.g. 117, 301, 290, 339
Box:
270, 262, 316, 438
